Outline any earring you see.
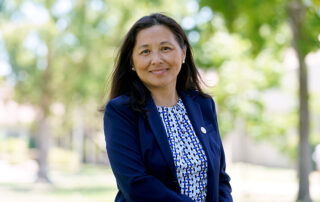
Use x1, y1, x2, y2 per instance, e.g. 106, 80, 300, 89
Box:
131, 66, 135, 71
183, 60, 185, 64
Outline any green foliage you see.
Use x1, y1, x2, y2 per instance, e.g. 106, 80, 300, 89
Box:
199, 0, 288, 55
301, 5, 320, 56
196, 0, 320, 162
197, 24, 286, 141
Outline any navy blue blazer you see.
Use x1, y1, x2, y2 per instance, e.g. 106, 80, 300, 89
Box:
104, 90, 232, 202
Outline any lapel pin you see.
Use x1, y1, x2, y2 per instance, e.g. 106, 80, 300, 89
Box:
200, 127, 207, 134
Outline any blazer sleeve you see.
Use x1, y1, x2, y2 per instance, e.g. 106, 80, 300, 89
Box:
210, 98, 233, 202
104, 100, 194, 202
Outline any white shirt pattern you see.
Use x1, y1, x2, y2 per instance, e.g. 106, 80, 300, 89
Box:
157, 98, 208, 202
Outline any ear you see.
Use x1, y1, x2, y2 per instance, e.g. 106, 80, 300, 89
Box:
182, 47, 187, 63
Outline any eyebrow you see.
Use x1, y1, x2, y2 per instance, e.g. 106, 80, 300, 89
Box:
137, 41, 173, 49
160, 41, 172, 45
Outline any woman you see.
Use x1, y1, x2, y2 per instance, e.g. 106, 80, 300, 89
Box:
103, 13, 232, 202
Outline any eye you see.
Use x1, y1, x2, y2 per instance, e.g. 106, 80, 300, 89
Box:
161, 46, 171, 51
140, 49, 150, 55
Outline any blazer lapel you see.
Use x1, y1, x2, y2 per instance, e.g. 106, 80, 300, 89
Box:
179, 91, 211, 154
145, 95, 177, 178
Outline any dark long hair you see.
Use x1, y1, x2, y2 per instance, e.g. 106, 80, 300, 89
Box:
101, 13, 206, 113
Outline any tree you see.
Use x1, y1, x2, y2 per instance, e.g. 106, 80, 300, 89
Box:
0, 0, 112, 182
0, 0, 197, 183
198, 0, 320, 201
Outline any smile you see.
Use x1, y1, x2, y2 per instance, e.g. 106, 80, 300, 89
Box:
149, 68, 168, 75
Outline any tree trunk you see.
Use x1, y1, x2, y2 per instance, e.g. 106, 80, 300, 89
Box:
35, 109, 51, 183
297, 55, 312, 202
35, 37, 53, 183
72, 107, 84, 170
85, 137, 96, 164
288, 1, 312, 201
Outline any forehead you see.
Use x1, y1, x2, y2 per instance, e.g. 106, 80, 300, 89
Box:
135, 25, 178, 46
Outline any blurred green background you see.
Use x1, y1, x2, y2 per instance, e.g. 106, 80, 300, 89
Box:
0, 0, 320, 201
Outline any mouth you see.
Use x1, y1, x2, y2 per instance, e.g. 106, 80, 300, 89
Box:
149, 68, 168, 75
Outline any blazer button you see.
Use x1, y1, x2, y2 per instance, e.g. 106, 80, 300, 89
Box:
200, 127, 207, 134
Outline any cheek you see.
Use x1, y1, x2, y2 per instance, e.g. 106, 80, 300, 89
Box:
171, 58, 182, 71
168, 52, 182, 66
133, 57, 149, 70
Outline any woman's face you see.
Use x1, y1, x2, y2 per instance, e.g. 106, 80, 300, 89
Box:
132, 25, 186, 93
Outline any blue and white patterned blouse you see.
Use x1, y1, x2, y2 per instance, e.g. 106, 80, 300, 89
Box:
157, 98, 208, 202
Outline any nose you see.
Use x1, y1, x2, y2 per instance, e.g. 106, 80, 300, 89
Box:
151, 51, 163, 65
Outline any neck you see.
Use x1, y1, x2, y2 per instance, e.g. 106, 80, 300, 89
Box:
149, 88, 179, 107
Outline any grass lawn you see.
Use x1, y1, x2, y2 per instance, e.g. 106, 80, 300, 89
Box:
0, 164, 117, 202
0, 162, 319, 202
230, 163, 320, 202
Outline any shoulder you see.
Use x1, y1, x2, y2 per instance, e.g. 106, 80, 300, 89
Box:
184, 89, 216, 105
104, 95, 137, 121
106, 95, 130, 109
183, 90, 218, 118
